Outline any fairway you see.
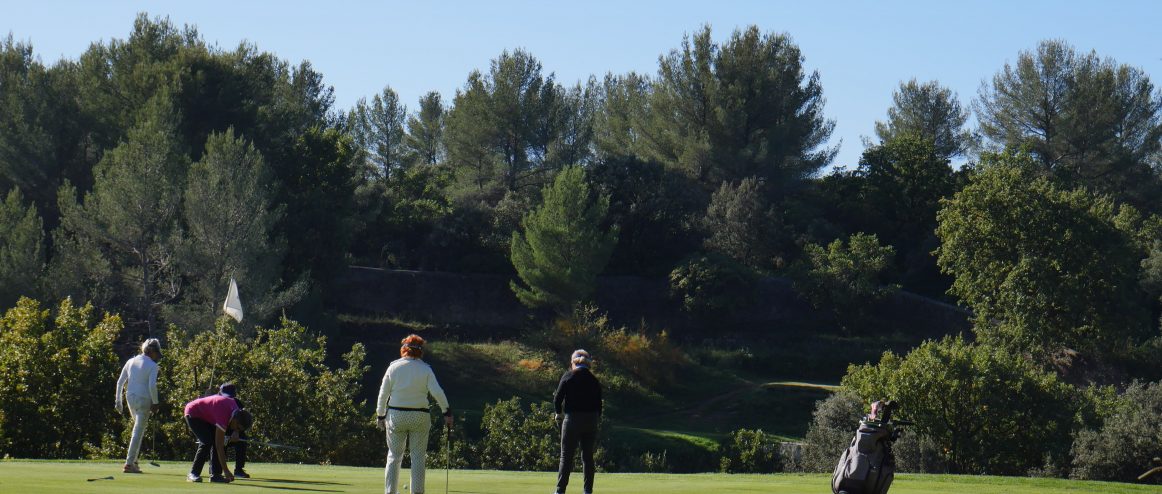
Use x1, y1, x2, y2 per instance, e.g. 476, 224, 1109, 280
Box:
3, 461, 1160, 494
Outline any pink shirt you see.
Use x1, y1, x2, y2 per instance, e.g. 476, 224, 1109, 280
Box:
184, 395, 239, 431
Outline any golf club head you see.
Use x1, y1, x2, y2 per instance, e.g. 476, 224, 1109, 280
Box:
86, 476, 114, 482
149, 460, 161, 467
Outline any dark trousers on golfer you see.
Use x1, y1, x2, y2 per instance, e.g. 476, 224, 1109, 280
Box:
186, 415, 224, 478
556, 412, 598, 494
225, 427, 248, 471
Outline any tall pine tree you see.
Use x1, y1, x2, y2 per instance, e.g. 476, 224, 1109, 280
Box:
510, 166, 617, 312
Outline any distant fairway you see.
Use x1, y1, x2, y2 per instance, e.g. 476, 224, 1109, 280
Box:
3, 461, 1161, 494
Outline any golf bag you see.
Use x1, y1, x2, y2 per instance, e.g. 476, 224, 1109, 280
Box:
831, 401, 909, 494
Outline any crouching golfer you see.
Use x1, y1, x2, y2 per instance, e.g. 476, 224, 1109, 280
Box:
114, 338, 162, 474
184, 393, 253, 483
553, 350, 602, 494
376, 334, 452, 494
219, 383, 251, 478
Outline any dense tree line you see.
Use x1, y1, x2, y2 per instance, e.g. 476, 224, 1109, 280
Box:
2, 13, 1162, 478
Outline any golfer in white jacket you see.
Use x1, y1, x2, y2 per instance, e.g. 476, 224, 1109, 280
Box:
115, 338, 162, 473
376, 334, 452, 494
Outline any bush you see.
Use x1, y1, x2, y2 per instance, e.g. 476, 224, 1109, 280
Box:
547, 304, 687, 389
794, 232, 897, 333
159, 317, 376, 465
1071, 381, 1162, 483
425, 413, 474, 469
800, 390, 945, 474
0, 298, 120, 458
719, 428, 780, 473
799, 390, 863, 472
477, 397, 567, 471
669, 254, 754, 316
842, 335, 1077, 475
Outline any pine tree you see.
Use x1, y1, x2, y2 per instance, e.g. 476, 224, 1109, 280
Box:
404, 91, 446, 166
0, 188, 45, 306
174, 128, 305, 330
53, 94, 187, 336
874, 79, 973, 160
510, 166, 618, 311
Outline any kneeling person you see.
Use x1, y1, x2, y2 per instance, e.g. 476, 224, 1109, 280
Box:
184, 393, 253, 483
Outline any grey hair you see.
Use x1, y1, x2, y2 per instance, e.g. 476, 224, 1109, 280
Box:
141, 338, 162, 354
571, 349, 591, 368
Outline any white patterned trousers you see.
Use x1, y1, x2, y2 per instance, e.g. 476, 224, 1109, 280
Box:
385, 409, 431, 494
125, 393, 153, 465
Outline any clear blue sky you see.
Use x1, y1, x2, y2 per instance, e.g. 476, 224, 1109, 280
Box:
5, 0, 1160, 169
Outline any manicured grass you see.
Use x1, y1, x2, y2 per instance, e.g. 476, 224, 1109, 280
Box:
3, 461, 1160, 494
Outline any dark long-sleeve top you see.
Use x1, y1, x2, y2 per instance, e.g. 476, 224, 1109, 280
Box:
554, 367, 602, 416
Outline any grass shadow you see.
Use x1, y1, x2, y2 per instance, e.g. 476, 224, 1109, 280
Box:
244, 477, 351, 486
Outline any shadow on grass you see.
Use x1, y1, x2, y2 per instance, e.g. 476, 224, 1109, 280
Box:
243, 477, 350, 486
231, 483, 343, 493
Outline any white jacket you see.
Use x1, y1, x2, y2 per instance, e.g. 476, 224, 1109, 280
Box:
376, 357, 449, 416
115, 354, 159, 409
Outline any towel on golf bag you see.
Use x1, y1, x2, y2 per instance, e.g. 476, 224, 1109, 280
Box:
831, 420, 894, 494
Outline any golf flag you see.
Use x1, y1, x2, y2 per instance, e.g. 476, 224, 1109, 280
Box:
223, 277, 244, 323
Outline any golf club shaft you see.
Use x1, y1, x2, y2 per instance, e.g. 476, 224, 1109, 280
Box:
238, 438, 304, 451
445, 426, 450, 494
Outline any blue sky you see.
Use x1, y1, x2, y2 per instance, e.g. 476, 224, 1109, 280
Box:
5, 0, 1160, 169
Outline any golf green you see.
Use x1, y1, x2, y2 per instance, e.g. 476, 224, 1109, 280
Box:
2, 461, 1160, 493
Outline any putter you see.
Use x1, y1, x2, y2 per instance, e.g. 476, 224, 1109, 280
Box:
86, 476, 114, 482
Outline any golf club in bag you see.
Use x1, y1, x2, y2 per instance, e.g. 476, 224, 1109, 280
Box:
831, 400, 912, 494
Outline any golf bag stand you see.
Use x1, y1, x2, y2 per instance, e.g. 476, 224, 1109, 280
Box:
831, 401, 908, 494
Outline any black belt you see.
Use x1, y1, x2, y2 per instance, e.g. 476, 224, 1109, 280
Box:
388, 406, 429, 412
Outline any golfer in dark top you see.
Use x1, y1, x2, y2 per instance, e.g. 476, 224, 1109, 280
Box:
553, 349, 602, 494
218, 383, 250, 478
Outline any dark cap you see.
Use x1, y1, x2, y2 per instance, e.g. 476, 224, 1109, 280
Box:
219, 383, 237, 397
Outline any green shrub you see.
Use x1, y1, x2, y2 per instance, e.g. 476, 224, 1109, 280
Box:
794, 232, 897, 333
0, 298, 120, 458
477, 397, 562, 471
548, 304, 687, 389
799, 390, 863, 472
159, 317, 376, 465
1071, 381, 1162, 483
668, 254, 754, 316
425, 414, 474, 469
632, 450, 670, 473
719, 429, 780, 473
842, 335, 1077, 475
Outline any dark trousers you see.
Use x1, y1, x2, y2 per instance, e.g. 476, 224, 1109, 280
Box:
556, 412, 598, 494
186, 416, 223, 478
225, 427, 248, 471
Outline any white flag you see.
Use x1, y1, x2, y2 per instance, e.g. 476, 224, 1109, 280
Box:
223, 277, 244, 323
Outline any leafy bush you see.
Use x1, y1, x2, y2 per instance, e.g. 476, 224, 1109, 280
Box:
425, 413, 474, 469
1071, 381, 1162, 483
548, 304, 686, 389
842, 335, 1077, 475
159, 317, 376, 465
794, 232, 897, 333
0, 298, 120, 458
669, 254, 754, 316
477, 397, 563, 471
799, 390, 863, 472
719, 428, 780, 473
